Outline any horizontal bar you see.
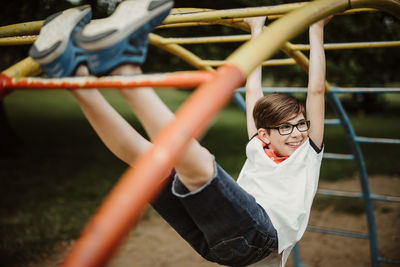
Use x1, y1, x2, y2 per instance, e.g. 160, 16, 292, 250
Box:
0, 71, 214, 90
378, 257, 400, 265
164, 3, 307, 24
0, 35, 37, 46
355, 136, 400, 145
330, 87, 400, 93
306, 226, 369, 239
324, 119, 341, 125
202, 58, 296, 67
236, 87, 308, 93
317, 189, 400, 203
322, 153, 354, 160
237, 87, 400, 94
292, 40, 400, 51
161, 34, 251, 45
160, 36, 400, 49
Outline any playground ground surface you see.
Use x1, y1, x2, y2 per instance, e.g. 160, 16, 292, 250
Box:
29, 175, 400, 267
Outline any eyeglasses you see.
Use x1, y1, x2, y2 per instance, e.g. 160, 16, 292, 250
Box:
267, 120, 310, 135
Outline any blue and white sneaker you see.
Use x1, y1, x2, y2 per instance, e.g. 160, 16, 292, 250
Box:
29, 5, 92, 78
75, 0, 173, 76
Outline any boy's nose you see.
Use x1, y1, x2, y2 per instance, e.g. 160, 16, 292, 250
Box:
290, 127, 302, 137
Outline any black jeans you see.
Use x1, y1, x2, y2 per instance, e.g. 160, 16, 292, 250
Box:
152, 162, 278, 267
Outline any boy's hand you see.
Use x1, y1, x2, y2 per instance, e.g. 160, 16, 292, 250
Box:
244, 17, 266, 36
311, 15, 333, 29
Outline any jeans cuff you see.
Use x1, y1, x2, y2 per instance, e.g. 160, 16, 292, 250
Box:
172, 159, 217, 198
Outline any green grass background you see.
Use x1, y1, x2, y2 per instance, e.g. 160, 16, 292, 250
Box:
1, 89, 399, 265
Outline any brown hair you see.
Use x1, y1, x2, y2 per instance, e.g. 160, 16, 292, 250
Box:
253, 93, 305, 132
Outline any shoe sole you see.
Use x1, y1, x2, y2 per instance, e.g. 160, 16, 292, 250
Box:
76, 0, 173, 51
30, 5, 91, 65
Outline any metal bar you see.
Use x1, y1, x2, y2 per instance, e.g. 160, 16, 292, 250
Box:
292, 40, 400, 51
293, 244, 301, 267
324, 119, 341, 125
164, 3, 307, 24
0, 71, 214, 90
378, 257, 400, 265
307, 226, 369, 239
202, 58, 296, 67
149, 33, 214, 71
317, 189, 400, 202
160, 34, 251, 45
355, 136, 400, 145
323, 153, 354, 160
0, 35, 37, 46
1, 57, 41, 98
327, 91, 380, 267
330, 86, 400, 93
236, 87, 400, 94
233, 91, 246, 114
0, 21, 42, 37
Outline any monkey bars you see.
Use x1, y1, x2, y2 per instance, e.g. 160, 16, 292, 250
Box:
1, 0, 400, 266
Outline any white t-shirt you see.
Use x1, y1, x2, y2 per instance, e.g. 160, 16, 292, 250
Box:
237, 137, 323, 266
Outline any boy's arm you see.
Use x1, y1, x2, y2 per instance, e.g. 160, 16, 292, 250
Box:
306, 18, 330, 149
244, 17, 266, 139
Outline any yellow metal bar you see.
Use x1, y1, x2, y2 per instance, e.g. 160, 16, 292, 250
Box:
342, 7, 378, 14
267, 7, 378, 20
1, 57, 42, 97
157, 22, 222, 29
149, 33, 214, 71
201, 58, 296, 67
0, 21, 43, 38
170, 7, 214, 14
164, 3, 306, 24
2, 57, 41, 78
292, 40, 400, 50
351, 0, 400, 18
0, 35, 37, 46
161, 35, 251, 45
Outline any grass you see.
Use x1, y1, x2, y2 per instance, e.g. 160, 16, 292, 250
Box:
1, 89, 399, 265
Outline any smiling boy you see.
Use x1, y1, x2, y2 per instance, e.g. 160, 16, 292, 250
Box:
236, 16, 328, 266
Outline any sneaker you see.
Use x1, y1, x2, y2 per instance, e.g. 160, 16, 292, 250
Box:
75, 0, 173, 76
29, 5, 92, 78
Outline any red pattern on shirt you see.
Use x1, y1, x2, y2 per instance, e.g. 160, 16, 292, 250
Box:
257, 136, 288, 164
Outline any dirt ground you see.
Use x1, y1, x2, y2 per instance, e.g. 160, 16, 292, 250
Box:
34, 176, 400, 267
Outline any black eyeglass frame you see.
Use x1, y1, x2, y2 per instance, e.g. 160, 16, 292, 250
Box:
266, 120, 310, 136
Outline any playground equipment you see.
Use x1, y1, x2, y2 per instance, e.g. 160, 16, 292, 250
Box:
1, 0, 399, 266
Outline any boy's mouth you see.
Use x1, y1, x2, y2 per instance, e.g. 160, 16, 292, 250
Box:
286, 140, 303, 147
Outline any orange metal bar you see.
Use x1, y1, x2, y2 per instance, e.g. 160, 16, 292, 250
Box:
0, 71, 214, 90
61, 64, 244, 267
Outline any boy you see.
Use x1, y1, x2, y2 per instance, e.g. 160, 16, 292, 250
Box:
29, 1, 328, 266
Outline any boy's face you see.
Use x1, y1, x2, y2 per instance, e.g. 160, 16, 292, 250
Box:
258, 113, 308, 157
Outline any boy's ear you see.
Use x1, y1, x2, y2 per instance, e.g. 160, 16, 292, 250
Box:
257, 128, 271, 145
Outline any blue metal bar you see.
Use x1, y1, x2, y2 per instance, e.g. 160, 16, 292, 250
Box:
324, 118, 341, 125
293, 244, 301, 267
355, 136, 400, 145
323, 152, 354, 160
317, 189, 400, 203
378, 257, 400, 265
306, 226, 369, 239
330, 86, 400, 94
326, 92, 380, 267
233, 91, 246, 113
235, 87, 400, 94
